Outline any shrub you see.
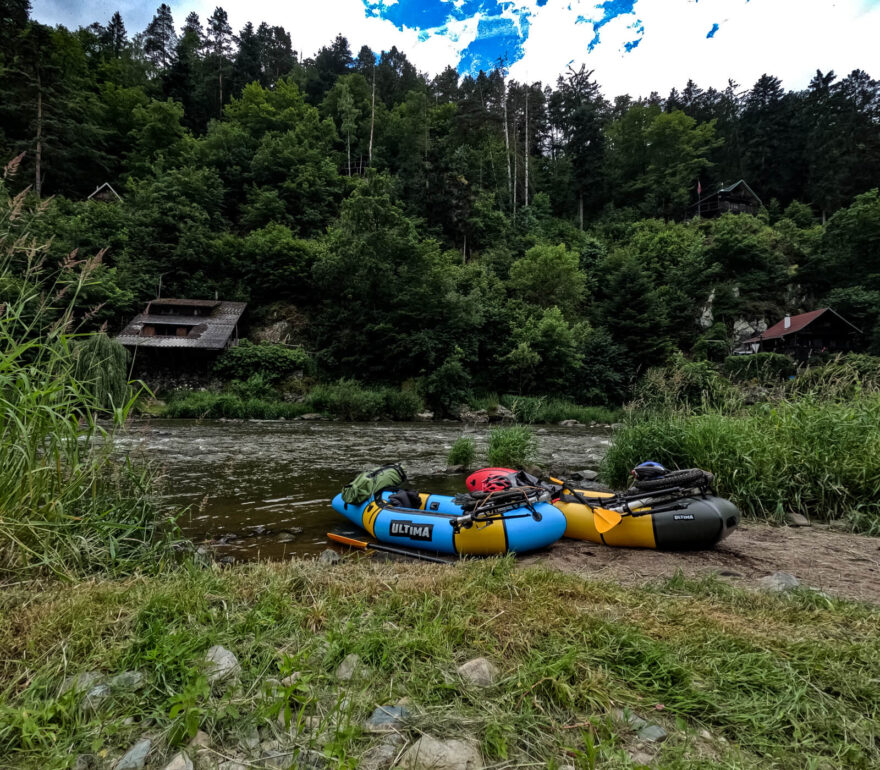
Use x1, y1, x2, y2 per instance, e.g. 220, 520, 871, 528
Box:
214, 340, 313, 383
487, 426, 538, 468
787, 353, 880, 400
601, 394, 880, 531
306, 379, 421, 421
71, 333, 132, 411
422, 350, 471, 417
634, 353, 737, 413
502, 395, 622, 425
447, 437, 477, 469
724, 352, 796, 384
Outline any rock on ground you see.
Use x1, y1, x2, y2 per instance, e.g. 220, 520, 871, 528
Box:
204, 645, 241, 685
336, 652, 367, 681
61, 671, 102, 695
457, 657, 498, 687
786, 512, 811, 527
365, 704, 412, 733
162, 754, 194, 770
113, 739, 152, 770
361, 734, 405, 770
396, 735, 483, 770
109, 670, 146, 692
319, 549, 341, 565
637, 724, 668, 742
758, 572, 800, 592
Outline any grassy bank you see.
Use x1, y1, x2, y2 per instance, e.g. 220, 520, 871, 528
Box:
602, 394, 880, 533
1, 559, 877, 769
163, 386, 623, 424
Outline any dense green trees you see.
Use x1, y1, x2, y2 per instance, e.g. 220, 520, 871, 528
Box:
2, 4, 880, 404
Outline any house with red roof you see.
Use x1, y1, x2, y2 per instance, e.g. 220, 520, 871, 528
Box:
741, 308, 861, 361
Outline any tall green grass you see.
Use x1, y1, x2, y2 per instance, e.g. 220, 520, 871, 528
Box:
602, 395, 880, 532
487, 426, 538, 468
0, 168, 173, 577
447, 437, 477, 468
166, 379, 423, 421
500, 395, 622, 425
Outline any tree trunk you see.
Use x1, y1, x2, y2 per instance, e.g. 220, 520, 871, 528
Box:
462, 232, 467, 264
218, 69, 223, 113
579, 193, 584, 230
524, 87, 529, 208
502, 80, 511, 209
368, 69, 376, 168
35, 70, 42, 198
512, 116, 518, 221
346, 135, 351, 176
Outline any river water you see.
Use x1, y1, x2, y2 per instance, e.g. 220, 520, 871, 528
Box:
115, 419, 612, 560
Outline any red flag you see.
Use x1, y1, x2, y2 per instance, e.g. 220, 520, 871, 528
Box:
697, 180, 702, 196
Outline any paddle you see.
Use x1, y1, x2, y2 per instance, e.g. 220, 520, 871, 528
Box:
549, 477, 624, 533
326, 533, 453, 565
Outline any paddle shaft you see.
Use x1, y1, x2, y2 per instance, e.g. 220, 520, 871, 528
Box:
326, 533, 453, 564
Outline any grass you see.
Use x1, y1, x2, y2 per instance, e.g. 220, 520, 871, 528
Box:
447, 437, 477, 468
0, 172, 174, 579
164, 379, 422, 421
500, 395, 623, 425
601, 394, 880, 532
487, 425, 538, 468
0, 559, 877, 769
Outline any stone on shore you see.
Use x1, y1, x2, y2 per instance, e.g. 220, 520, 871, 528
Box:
396, 735, 482, 769
336, 653, 366, 682
204, 646, 241, 686
457, 657, 498, 687
109, 670, 146, 692
758, 572, 800, 592
786, 512, 811, 527
61, 671, 102, 695
162, 753, 194, 770
113, 739, 152, 770
364, 704, 412, 733
319, 549, 341, 565
361, 734, 405, 770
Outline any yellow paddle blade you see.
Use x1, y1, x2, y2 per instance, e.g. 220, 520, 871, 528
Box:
593, 507, 623, 534
549, 476, 563, 485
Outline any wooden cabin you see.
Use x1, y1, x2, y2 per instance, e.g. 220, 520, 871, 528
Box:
693, 180, 762, 218
739, 308, 861, 361
116, 298, 246, 371
87, 182, 123, 203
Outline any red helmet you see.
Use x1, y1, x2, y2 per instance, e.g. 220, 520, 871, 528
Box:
482, 473, 512, 492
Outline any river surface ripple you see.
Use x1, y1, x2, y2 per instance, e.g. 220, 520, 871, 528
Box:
114, 419, 612, 560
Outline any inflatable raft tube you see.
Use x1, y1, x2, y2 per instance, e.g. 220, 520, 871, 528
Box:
466, 468, 739, 550
331, 490, 567, 556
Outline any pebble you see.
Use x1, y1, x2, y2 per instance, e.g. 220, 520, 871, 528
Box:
113, 738, 152, 770
204, 645, 241, 685
81, 683, 110, 714
457, 657, 499, 687
336, 653, 366, 681
365, 704, 412, 733
758, 572, 800, 592
319, 549, 341, 565
396, 735, 483, 769
637, 724, 668, 743
628, 750, 654, 765
162, 753, 194, 770
61, 671, 102, 695
109, 670, 147, 691
277, 531, 297, 543
361, 734, 405, 770
786, 512, 811, 527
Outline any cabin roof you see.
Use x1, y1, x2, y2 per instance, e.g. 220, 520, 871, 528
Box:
87, 182, 123, 202
743, 308, 861, 343
116, 300, 246, 350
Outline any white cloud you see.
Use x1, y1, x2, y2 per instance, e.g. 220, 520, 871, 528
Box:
31, 0, 880, 94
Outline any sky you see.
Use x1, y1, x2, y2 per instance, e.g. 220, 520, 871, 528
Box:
31, 0, 880, 96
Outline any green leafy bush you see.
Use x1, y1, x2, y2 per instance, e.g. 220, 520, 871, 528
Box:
787, 353, 880, 399
487, 426, 538, 469
307, 379, 421, 421
214, 340, 313, 383
724, 352, 796, 384
634, 353, 737, 413
502, 395, 622, 425
447, 437, 477, 469
71, 332, 132, 411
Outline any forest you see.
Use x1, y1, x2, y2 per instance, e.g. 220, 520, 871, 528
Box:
2, 0, 880, 409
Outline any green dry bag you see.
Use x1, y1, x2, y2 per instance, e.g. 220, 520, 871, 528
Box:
341, 463, 407, 505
